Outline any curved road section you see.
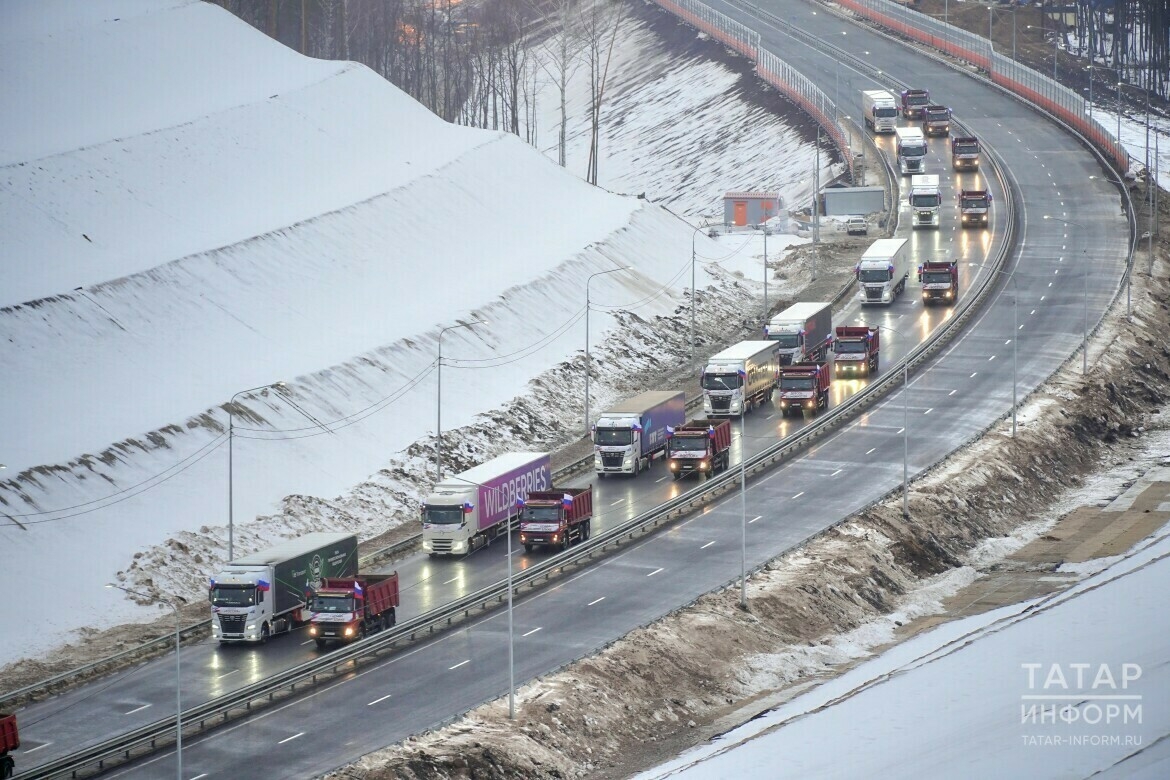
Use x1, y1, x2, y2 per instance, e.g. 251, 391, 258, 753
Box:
18, 1, 1127, 777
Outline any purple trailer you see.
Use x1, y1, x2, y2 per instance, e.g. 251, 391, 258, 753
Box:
421, 452, 551, 555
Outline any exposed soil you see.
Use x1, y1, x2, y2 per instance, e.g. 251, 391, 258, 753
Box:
323, 183, 1170, 779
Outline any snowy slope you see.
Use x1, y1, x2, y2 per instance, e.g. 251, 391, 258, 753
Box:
0, 0, 819, 666
638, 521, 1170, 779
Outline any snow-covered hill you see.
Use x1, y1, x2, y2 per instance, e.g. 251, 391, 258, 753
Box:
0, 0, 826, 666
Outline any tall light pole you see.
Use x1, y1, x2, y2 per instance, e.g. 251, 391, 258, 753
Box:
436, 320, 488, 482
228, 381, 285, 561
1044, 215, 1089, 374
858, 322, 911, 516
968, 263, 1021, 436
690, 224, 708, 371
448, 476, 516, 719
762, 223, 769, 320
585, 267, 632, 437
738, 398, 748, 608
812, 127, 821, 281
107, 584, 182, 779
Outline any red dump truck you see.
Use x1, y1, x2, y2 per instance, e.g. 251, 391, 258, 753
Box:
959, 189, 992, 228
833, 327, 879, 377
1, 713, 17, 779
519, 488, 593, 553
919, 261, 959, 305
308, 573, 399, 647
951, 136, 980, 170
778, 362, 832, 417
665, 418, 732, 479
900, 88, 930, 119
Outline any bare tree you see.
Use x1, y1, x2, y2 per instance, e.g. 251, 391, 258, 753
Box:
533, 0, 587, 166
582, 0, 626, 185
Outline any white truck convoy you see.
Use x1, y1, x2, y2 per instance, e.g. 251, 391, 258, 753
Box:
701, 341, 781, 416
861, 89, 898, 133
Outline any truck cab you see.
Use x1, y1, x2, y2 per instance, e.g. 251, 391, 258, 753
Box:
665, 419, 731, 479
209, 568, 278, 644
900, 88, 930, 119
421, 486, 478, 555
951, 136, 980, 170
959, 189, 992, 228
308, 573, 399, 646
778, 363, 832, 417
909, 174, 942, 229
593, 414, 646, 476
833, 326, 879, 377
895, 127, 927, 175
919, 261, 959, 305
519, 488, 593, 552
922, 104, 951, 136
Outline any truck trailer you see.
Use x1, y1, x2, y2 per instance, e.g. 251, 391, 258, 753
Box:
665, 418, 732, 479
422, 451, 551, 555
921, 104, 951, 136
209, 532, 359, 645
861, 89, 898, 133
763, 301, 833, 365
593, 391, 685, 477
701, 341, 781, 417
778, 362, 832, 418
900, 88, 930, 119
308, 573, 399, 647
895, 126, 927, 175
833, 326, 879, 377
951, 136, 980, 170
919, 260, 959, 305
1, 713, 17, 779
909, 174, 942, 229
856, 238, 910, 305
959, 189, 992, 228
519, 487, 593, 552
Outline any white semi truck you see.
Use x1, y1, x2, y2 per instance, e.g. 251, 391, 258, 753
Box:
764, 302, 833, 365
209, 532, 358, 645
701, 341, 781, 416
592, 391, 685, 477
909, 174, 942, 229
422, 452, 551, 555
895, 126, 927, 175
861, 89, 898, 133
856, 238, 911, 305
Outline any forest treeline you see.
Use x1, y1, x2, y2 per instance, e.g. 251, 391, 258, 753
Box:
209, 0, 627, 181
1063, 0, 1169, 99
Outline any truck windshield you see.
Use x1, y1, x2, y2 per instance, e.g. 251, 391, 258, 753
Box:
522, 507, 561, 522
858, 268, 892, 283
835, 340, 866, 354
926, 109, 947, 119
312, 595, 354, 613
595, 428, 633, 446
875, 107, 897, 118
922, 271, 954, 284
701, 373, 742, 390
954, 143, 978, 155
961, 197, 987, 209
908, 94, 929, 106
780, 376, 815, 390
911, 194, 941, 208
900, 143, 926, 157
669, 436, 710, 452
211, 585, 256, 607
424, 506, 464, 525
768, 333, 799, 349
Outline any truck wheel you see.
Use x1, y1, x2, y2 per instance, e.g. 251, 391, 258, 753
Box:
314, 638, 327, 649
260, 623, 270, 644
524, 543, 533, 553
584, 520, 591, 540
387, 608, 396, 627
1, 755, 14, 779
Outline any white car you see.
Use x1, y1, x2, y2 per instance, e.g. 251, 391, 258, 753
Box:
846, 216, 868, 236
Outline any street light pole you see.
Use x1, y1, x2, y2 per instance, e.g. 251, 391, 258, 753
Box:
448, 476, 516, 718
228, 381, 285, 561
739, 403, 747, 609
763, 225, 769, 320
436, 320, 488, 482
107, 585, 182, 779
585, 267, 632, 437
690, 225, 706, 371
1044, 215, 1088, 374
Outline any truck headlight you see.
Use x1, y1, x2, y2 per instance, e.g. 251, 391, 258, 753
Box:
246, 624, 256, 630
699, 460, 708, 471
669, 461, 678, 471
519, 533, 527, 542
454, 540, 468, 553
309, 625, 318, 636
344, 626, 355, 637
552, 534, 559, 542
779, 400, 789, 408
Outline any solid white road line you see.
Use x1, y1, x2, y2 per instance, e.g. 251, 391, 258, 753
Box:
830, 469, 842, 476
24, 743, 50, 753
300, 639, 315, 646
587, 597, 605, 606
656, 476, 669, 482
700, 541, 715, 549
866, 448, 876, 455
749, 516, 762, 524
610, 498, 625, 506
647, 568, 663, 577
278, 732, 304, 744
190, 774, 209, 780
449, 659, 470, 670
217, 669, 239, 679
367, 694, 392, 706
792, 491, 804, 499
523, 627, 543, 636
444, 576, 460, 584
124, 704, 151, 715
